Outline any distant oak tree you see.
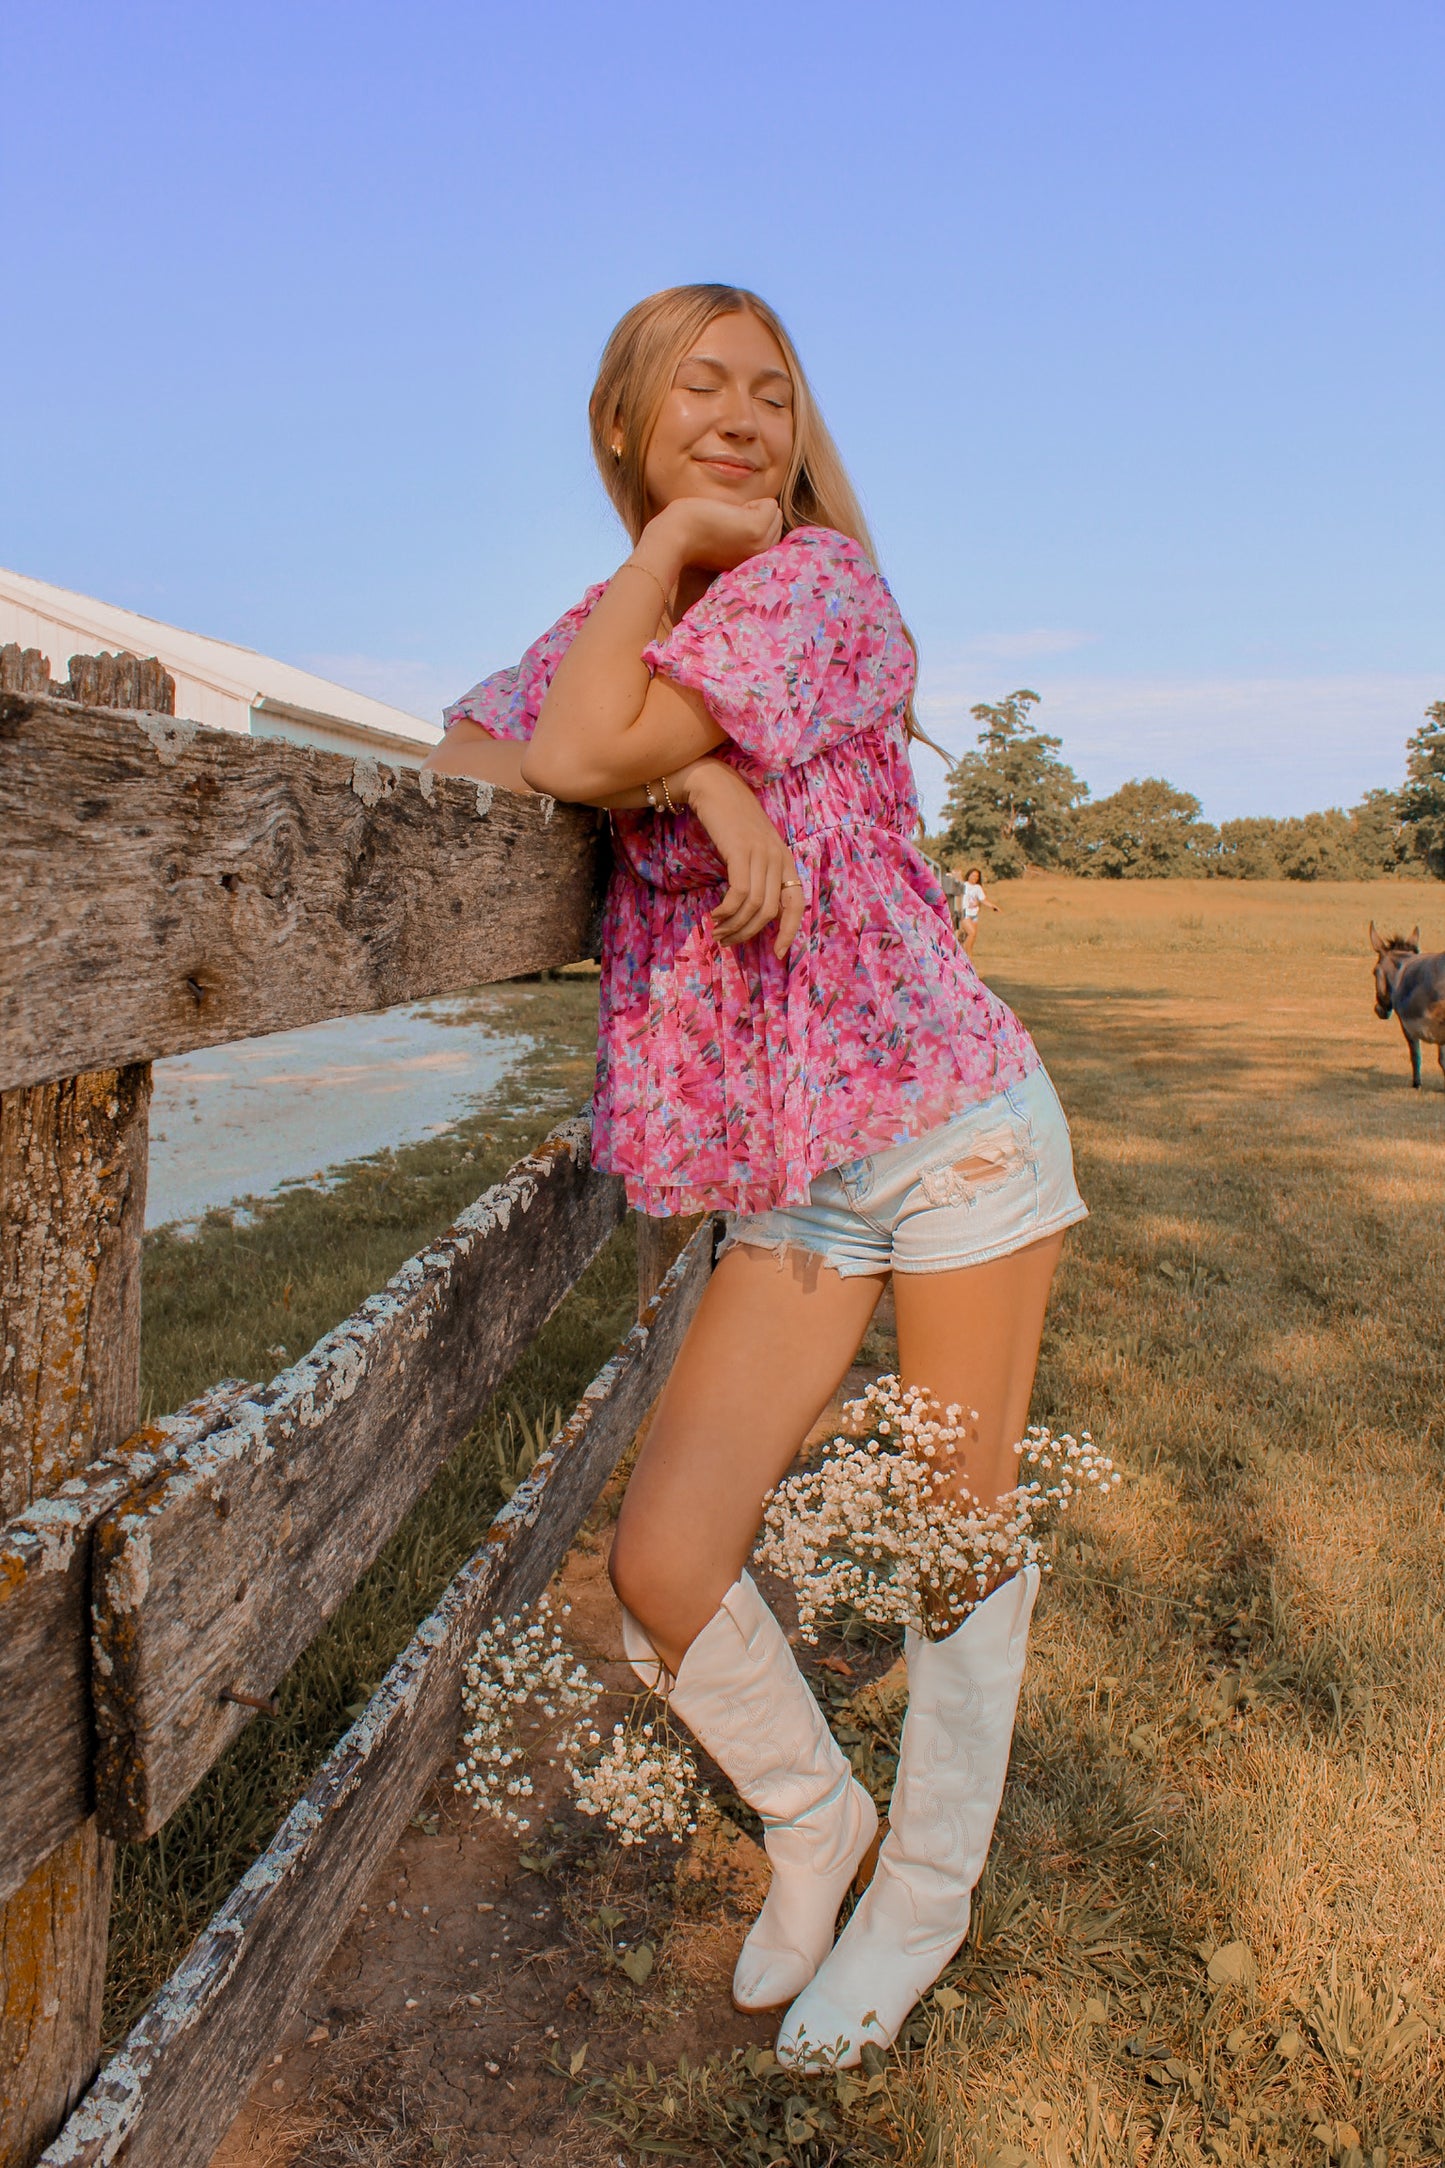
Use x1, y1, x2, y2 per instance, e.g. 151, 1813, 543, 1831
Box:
1065, 777, 1215, 879
940, 690, 1087, 877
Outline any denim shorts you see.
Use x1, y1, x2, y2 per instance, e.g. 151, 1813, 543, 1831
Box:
720, 1063, 1088, 1278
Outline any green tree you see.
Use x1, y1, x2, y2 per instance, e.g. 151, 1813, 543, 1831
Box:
1214, 817, 1282, 879
1271, 808, 1361, 880
1065, 776, 1214, 879
1348, 787, 1405, 876
1398, 701, 1445, 877
940, 689, 1087, 876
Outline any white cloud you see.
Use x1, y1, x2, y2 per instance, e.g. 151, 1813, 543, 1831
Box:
912, 670, 1439, 827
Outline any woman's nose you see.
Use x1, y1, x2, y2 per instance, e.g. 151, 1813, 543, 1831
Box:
717, 399, 759, 440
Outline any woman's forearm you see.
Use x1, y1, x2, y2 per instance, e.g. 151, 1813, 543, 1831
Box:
523, 515, 725, 800
419, 715, 712, 815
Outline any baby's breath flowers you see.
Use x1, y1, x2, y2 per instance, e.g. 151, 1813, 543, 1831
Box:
454, 1598, 601, 1832
571, 1716, 700, 1847
454, 1597, 702, 1844
757, 1375, 1120, 1642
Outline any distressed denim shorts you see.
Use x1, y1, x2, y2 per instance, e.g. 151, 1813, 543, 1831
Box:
720, 1062, 1088, 1278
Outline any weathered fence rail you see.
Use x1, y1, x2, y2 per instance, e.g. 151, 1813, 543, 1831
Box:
0, 687, 604, 1092
0, 658, 705, 2168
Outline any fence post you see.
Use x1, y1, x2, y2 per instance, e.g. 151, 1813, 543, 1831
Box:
636, 1213, 702, 1316
0, 655, 167, 2167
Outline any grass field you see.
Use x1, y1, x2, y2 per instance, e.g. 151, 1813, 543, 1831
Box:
870, 877, 1445, 2168
117, 880, 1445, 2168
588, 877, 1445, 2168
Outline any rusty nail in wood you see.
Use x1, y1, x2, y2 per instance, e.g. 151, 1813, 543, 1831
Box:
222, 1685, 279, 1716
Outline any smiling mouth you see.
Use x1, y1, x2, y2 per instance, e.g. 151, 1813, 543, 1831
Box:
696, 456, 758, 476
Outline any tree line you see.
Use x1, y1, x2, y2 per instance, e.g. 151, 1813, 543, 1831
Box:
935, 693, 1445, 880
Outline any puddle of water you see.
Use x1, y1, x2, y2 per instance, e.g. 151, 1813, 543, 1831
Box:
147, 999, 531, 1230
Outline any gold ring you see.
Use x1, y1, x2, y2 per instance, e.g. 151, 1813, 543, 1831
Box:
780, 879, 802, 890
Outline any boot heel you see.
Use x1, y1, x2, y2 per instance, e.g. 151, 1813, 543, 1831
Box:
852, 1819, 885, 1896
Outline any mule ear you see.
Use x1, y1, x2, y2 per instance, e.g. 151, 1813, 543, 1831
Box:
1410, 925, 1421, 949
1369, 921, 1386, 954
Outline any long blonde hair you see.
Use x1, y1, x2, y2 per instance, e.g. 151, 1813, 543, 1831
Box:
588, 283, 927, 742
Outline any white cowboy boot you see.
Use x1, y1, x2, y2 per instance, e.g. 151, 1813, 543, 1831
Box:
623, 1572, 878, 2012
776, 1565, 1040, 2067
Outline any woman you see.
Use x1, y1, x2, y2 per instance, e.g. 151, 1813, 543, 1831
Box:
960, 864, 1001, 958
424, 285, 1087, 2069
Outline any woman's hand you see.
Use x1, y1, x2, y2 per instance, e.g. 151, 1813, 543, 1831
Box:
640, 496, 783, 579
676, 758, 804, 960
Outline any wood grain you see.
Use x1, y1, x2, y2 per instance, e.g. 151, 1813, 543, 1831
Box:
0, 692, 606, 1093
0, 1049, 149, 2158
43, 1222, 714, 2168
0, 1383, 252, 1908
91, 1118, 627, 1841
1, 1069, 151, 1519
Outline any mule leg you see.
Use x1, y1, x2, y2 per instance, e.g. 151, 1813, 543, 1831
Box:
1401, 1021, 1421, 1087
1437, 1042, 1445, 1093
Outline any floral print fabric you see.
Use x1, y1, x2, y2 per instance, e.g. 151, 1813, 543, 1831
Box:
443, 526, 1038, 1215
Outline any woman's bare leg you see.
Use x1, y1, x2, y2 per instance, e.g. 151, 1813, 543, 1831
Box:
610, 1244, 885, 1674
891, 1231, 1065, 1511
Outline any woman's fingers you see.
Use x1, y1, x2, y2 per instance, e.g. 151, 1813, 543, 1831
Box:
727, 859, 783, 946
712, 849, 802, 949
773, 879, 806, 959
712, 875, 752, 932
712, 850, 771, 943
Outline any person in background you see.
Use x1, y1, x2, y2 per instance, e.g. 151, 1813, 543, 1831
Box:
959, 865, 1001, 958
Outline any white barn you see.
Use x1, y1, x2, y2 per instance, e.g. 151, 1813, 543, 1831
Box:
0, 566, 441, 765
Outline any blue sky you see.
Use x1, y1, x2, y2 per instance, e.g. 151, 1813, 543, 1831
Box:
4, 0, 1441, 824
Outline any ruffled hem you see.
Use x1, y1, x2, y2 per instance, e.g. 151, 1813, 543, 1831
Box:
591, 816, 1040, 1218
600, 1045, 1041, 1216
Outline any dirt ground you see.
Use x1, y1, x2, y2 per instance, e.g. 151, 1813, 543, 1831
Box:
209, 1333, 897, 2168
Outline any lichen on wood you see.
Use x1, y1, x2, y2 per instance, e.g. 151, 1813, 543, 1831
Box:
89, 1115, 627, 1842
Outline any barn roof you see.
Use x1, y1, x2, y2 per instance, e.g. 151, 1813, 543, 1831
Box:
0, 566, 441, 765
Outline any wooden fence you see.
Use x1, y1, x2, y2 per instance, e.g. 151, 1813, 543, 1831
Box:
0, 653, 711, 2167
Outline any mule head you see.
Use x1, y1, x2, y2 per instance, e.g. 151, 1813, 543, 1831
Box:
1369, 922, 1421, 1017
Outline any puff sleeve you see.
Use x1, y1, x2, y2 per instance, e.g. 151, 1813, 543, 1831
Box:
442, 583, 607, 743
641, 528, 913, 777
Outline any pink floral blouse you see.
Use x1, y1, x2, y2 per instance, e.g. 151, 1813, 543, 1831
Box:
444, 526, 1037, 1216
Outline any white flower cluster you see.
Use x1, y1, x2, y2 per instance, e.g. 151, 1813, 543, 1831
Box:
570, 1718, 701, 1847
757, 1376, 1120, 1642
454, 1598, 602, 1832
453, 1598, 704, 1846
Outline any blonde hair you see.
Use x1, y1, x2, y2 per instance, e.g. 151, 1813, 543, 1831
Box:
588, 283, 929, 742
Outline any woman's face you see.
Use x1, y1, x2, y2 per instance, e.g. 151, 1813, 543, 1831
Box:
635, 310, 795, 516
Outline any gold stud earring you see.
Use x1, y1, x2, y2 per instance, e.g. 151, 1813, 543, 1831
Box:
611, 444, 623, 463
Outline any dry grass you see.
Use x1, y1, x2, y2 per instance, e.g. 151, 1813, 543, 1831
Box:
598, 878, 1445, 2167
881, 878, 1445, 2167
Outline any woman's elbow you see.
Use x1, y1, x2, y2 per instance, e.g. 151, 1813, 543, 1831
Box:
519, 745, 565, 797
520, 745, 614, 802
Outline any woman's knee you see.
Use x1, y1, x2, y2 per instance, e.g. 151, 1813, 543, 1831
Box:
607, 1515, 659, 1622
